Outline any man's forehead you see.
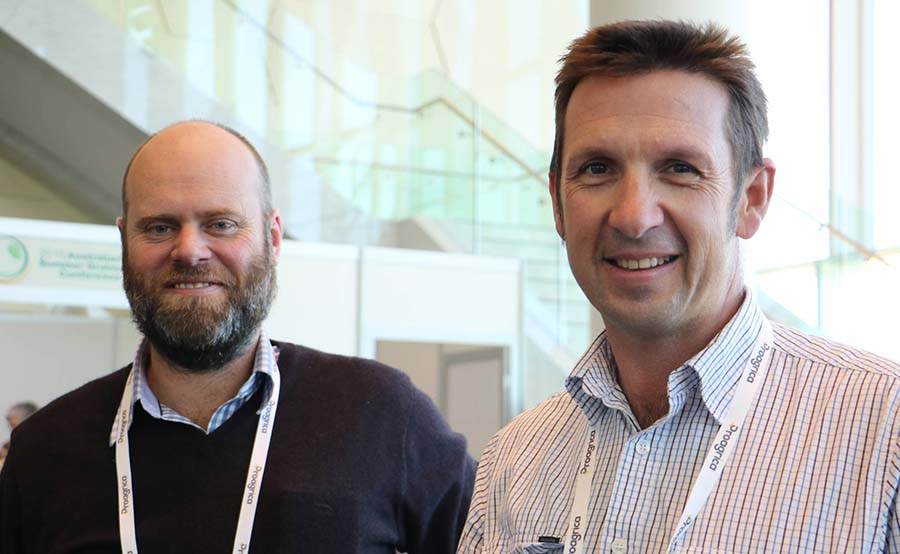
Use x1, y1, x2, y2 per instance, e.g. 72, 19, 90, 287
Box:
562, 70, 730, 159
124, 181, 260, 224
129, 123, 255, 178
128, 158, 255, 189
565, 71, 729, 131
124, 123, 262, 208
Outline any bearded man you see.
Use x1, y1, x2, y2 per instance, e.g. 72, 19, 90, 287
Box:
0, 121, 475, 553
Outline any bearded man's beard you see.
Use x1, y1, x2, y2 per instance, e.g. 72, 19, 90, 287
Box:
122, 244, 277, 372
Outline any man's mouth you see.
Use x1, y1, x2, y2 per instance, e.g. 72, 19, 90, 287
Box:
172, 282, 215, 289
607, 256, 677, 271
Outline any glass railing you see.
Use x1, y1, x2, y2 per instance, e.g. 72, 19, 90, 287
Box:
752, 197, 900, 361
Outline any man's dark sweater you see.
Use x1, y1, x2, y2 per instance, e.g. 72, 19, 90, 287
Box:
0, 341, 476, 553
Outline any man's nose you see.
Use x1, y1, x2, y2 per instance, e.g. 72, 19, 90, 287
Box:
607, 172, 664, 239
170, 226, 211, 265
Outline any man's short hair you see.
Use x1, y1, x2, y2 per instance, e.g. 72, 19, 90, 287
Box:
8, 402, 38, 419
120, 120, 272, 220
550, 20, 768, 197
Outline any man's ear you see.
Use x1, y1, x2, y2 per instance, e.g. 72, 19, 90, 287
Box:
268, 209, 284, 260
116, 216, 125, 243
736, 158, 775, 239
549, 171, 565, 240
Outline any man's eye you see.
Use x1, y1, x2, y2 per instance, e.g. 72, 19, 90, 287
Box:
149, 224, 172, 234
583, 161, 609, 175
670, 162, 698, 174
210, 221, 235, 231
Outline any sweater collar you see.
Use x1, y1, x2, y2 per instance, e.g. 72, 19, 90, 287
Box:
108, 330, 278, 445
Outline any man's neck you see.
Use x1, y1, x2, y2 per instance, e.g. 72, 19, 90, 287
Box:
144, 334, 261, 430
606, 330, 702, 428
605, 292, 746, 430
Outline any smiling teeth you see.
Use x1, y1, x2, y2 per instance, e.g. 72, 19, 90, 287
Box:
174, 282, 211, 289
615, 257, 673, 270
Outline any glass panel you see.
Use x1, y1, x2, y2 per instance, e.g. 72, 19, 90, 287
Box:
742, 1, 830, 270
873, 0, 900, 251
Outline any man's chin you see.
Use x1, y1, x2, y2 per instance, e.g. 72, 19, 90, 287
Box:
152, 339, 248, 373
596, 295, 682, 335
145, 298, 229, 335
145, 316, 257, 372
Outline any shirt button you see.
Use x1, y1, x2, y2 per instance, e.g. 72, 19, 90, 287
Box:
611, 537, 627, 553
635, 439, 650, 456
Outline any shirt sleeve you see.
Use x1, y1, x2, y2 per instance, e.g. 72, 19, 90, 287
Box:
455, 431, 501, 554
397, 385, 477, 554
884, 426, 900, 554
887, 499, 900, 554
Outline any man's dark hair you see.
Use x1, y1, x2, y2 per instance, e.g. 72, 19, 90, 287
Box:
120, 120, 272, 220
550, 20, 768, 210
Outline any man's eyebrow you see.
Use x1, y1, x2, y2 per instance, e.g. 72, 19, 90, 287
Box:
196, 210, 246, 220
132, 210, 246, 226
132, 215, 179, 228
656, 146, 715, 166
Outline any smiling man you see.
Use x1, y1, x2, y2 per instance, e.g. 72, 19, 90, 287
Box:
457, 21, 900, 554
0, 121, 475, 553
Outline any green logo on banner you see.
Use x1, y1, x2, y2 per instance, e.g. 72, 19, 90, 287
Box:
0, 236, 29, 281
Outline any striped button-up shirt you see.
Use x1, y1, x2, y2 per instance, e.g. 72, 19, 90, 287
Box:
109, 330, 277, 444
458, 291, 900, 553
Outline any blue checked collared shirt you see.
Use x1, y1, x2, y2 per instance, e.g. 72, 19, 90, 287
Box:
458, 290, 900, 553
109, 330, 277, 444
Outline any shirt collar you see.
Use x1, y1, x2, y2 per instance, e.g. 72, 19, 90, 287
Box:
687, 289, 765, 422
108, 330, 278, 446
566, 289, 765, 425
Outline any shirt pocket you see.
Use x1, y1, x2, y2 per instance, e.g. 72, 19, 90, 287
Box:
513, 542, 564, 554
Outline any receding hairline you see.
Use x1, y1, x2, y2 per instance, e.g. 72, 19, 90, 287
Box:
120, 120, 272, 219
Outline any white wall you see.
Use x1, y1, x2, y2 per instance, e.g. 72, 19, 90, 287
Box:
0, 312, 141, 443
359, 247, 520, 354
443, 347, 505, 458
264, 240, 360, 355
377, 341, 443, 401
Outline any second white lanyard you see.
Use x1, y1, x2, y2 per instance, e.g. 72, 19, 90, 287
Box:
564, 320, 774, 554
114, 366, 282, 554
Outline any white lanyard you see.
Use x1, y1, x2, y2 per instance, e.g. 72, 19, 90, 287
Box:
564, 320, 774, 554
114, 366, 281, 554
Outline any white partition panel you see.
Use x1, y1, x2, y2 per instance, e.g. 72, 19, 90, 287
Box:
358, 247, 521, 354
359, 247, 522, 419
264, 241, 359, 356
